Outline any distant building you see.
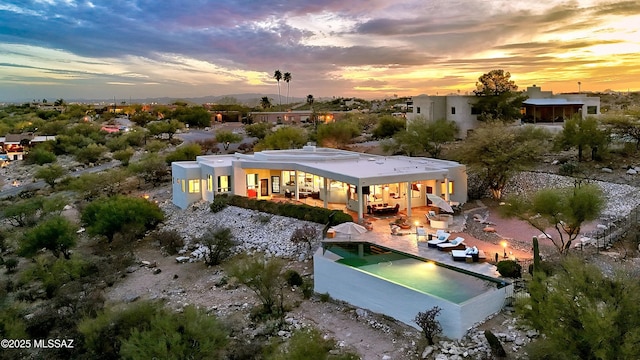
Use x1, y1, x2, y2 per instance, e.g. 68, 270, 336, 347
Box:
248, 110, 349, 125
0, 133, 56, 160
522, 85, 601, 123
405, 85, 601, 137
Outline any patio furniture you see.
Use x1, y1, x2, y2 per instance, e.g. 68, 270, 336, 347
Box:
426, 230, 451, 248
368, 203, 400, 216
437, 237, 466, 251
451, 247, 487, 262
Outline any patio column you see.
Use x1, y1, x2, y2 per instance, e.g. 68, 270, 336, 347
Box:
406, 181, 412, 218
444, 177, 450, 202
294, 170, 299, 200
323, 177, 328, 208
357, 184, 363, 221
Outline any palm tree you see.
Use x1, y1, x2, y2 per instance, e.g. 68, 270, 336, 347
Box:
283, 72, 292, 106
273, 70, 282, 108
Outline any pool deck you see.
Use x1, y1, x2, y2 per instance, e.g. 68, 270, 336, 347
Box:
327, 212, 503, 279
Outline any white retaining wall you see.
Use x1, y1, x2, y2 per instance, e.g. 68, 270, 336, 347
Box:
313, 248, 512, 339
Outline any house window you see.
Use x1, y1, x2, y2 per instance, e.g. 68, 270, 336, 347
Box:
180, 180, 185, 193
587, 106, 597, 114
282, 170, 295, 186
411, 182, 421, 198
188, 179, 200, 193
207, 175, 213, 192
246, 174, 258, 197
218, 175, 231, 193
416, 107, 421, 114
441, 181, 454, 195
451, 107, 456, 115
271, 176, 280, 193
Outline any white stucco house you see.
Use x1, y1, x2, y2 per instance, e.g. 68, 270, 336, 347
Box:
171, 146, 467, 221
405, 85, 601, 138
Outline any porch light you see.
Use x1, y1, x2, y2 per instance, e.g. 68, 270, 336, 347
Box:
501, 240, 508, 258
142, 194, 150, 200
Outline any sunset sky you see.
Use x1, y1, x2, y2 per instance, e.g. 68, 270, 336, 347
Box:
1, 0, 639, 102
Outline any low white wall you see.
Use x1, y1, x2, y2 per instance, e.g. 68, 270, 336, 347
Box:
313, 248, 510, 340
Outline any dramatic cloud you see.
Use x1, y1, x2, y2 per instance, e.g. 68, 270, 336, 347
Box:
0, 0, 638, 101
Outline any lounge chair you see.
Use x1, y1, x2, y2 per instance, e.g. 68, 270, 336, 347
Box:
451, 246, 487, 262
437, 237, 466, 251
426, 230, 450, 248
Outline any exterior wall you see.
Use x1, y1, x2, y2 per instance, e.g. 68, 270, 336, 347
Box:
407, 95, 478, 139
445, 97, 481, 138
313, 248, 511, 339
171, 163, 204, 209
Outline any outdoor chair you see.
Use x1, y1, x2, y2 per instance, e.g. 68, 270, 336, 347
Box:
436, 237, 466, 251
426, 230, 450, 248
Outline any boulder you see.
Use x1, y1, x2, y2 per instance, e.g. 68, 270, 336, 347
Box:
602, 167, 613, 173
422, 346, 434, 358
176, 256, 190, 263
627, 168, 637, 175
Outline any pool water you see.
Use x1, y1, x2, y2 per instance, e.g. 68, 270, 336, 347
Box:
332, 245, 494, 304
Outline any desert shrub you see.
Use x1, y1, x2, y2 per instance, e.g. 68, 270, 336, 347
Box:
284, 269, 304, 287
25, 146, 57, 165
484, 330, 507, 358
497, 260, 522, 278
256, 213, 272, 224
225, 254, 286, 317
20, 256, 94, 298
199, 227, 238, 266
558, 162, 579, 176
319, 293, 331, 302
149, 230, 184, 255
112, 147, 135, 166
164, 143, 202, 164
210, 194, 230, 213
4, 257, 18, 273
414, 306, 442, 345
119, 305, 228, 359
268, 327, 359, 360
301, 279, 314, 299
144, 139, 166, 153
290, 224, 319, 250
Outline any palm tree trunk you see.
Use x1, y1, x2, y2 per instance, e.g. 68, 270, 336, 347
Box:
277, 82, 281, 109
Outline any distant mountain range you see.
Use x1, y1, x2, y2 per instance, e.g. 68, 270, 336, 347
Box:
1, 94, 311, 106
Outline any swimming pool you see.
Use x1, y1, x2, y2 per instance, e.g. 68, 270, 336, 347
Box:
314, 242, 512, 339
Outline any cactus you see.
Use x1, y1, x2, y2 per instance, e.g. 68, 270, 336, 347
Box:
533, 236, 541, 274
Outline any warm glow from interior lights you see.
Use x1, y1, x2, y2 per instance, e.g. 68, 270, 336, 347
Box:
414, 221, 420, 227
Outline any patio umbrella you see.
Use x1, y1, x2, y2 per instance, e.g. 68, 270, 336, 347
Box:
331, 222, 367, 239
427, 194, 454, 213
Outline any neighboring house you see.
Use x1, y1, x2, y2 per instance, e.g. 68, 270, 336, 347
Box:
522, 85, 601, 123
248, 111, 349, 124
0, 133, 56, 160
405, 85, 601, 137
405, 94, 482, 138
172, 146, 467, 221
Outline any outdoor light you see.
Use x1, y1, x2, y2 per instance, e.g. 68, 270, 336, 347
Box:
501, 240, 508, 258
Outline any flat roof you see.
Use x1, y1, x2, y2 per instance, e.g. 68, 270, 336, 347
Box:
523, 98, 584, 106
190, 147, 462, 185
